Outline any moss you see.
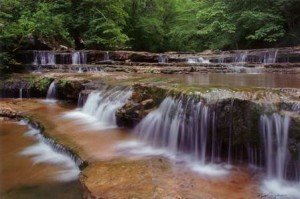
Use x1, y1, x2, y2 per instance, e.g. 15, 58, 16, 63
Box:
58, 78, 70, 87
25, 76, 53, 92
35, 77, 53, 92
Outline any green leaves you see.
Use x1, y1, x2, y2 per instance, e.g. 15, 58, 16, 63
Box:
76, 0, 128, 49
0, 0, 71, 51
239, 11, 285, 42
0, 0, 299, 53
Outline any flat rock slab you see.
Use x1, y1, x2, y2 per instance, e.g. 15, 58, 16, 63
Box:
81, 158, 258, 199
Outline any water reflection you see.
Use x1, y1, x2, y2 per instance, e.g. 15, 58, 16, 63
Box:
170, 73, 300, 88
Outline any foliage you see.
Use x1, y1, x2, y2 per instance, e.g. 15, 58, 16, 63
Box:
75, 0, 129, 49
0, 0, 299, 54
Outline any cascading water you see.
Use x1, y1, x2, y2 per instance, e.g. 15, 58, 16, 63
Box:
19, 88, 23, 99
263, 49, 278, 64
158, 55, 168, 64
64, 87, 132, 129
234, 52, 248, 63
104, 52, 110, 61
19, 120, 80, 181
134, 97, 219, 164
82, 88, 132, 125
72, 51, 87, 65
33, 51, 56, 65
46, 81, 57, 100
261, 114, 290, 180
260, 113, 300, 198
120, 96, 231, 176
215, 49, 279, 67
187, 57, 210, 64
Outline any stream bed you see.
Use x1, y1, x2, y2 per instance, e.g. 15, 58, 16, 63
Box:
0, 119, 82, 199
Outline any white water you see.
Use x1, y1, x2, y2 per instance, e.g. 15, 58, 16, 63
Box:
19, 88, 23, 99
158, 55, 168, 64
229, 65, 264, 74
130, 97, 230, 176
187, 57, 210, 64
263, 49, 278, 64
72, 51, 87, 65
19, 121, 79, 182
33, 51, 56, 65
43, 81, 57, 103
116, 140, 230, 177
46, 81, 57, 99
63, 87, 132, 129
135, 97, 212, 164
260, 113, 300, 198
73, 66, 101, 73
233, 51, 248, 63
104, 52, 110, 61
217, 49, 278, 64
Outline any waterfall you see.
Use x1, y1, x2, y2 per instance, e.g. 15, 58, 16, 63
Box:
215, 49, 279, 64
81, 88, 132, 126
46, 81, 57, 100
218, 52, 225, 63
33, 51, 55, 65
260, 113, 300, 198
134, 97, 217, 164
187, 57, 210, 64
104, 52, 110, 61
158, 55, 168, 64
260, 114, 294, 180
234, 52, 248, 63
19, 88, 23, 99
64, 87, 132, 128
19, 120, 80, 182
72, 51, 87, 65
263, 49, 278, 64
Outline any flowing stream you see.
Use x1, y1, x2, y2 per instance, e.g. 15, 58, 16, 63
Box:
63, 86, 132, 129
0, 119, 82, 198
260, 114, 300, 198
33, 51, 56, 66
72, 52, 87, 65
46, 81, 57, 100
119, 94, 300, 198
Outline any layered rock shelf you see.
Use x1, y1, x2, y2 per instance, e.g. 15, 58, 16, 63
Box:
10, 47, 300, 75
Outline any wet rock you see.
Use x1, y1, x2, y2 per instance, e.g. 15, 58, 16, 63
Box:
116, 84, 167, 127
0, 107, 23, 120
161, 69, 176, 74
141, 99, 154, 109
56, 79, 88, 103
0, 77, 53, 98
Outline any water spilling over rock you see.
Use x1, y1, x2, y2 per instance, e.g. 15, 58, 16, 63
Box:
81, 88, 132, 126
217, 49, 279, 64
158, 55, 168, 64
33, 51, 56, 65
132, 94, 300, 186
72, 51, 87, 65
104, 51, 110, 61
187, 57, 210, 64
19, 121, 80, 182
134, 97, 219, 165
46, 81, 57, 100
64, 86, 132, 129
260, 113, 300, 198
261, 114, 292, 180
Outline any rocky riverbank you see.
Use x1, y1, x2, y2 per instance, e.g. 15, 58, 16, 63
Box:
0, 100, 261, 199
7, 47, 300, 75
1, 72, 300, 163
